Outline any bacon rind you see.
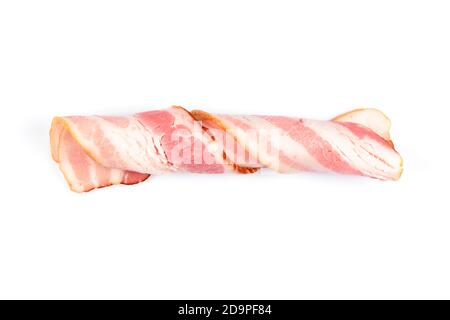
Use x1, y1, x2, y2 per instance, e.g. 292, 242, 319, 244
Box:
332, 108, 393, 144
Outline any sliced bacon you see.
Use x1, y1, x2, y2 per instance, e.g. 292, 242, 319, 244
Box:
50, 107, 403, 192
54, 122, 149, 192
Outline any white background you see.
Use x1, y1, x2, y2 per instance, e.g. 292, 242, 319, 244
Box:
0, 0, 449, 299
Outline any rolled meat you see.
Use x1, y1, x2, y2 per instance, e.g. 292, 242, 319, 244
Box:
50, 106, 403, 192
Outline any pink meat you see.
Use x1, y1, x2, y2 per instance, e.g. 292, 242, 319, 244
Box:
50, 106, 403, 192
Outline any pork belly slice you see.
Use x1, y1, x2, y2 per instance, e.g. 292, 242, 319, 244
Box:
50, 107, 403, 192
50, 118, 149, 192
192, 108, 403, 180
50, 106, 230, 192
134, 106, 229, 174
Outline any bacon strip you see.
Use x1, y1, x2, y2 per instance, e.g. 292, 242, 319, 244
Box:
50, 107, 403, 192
51, 118, 150, 192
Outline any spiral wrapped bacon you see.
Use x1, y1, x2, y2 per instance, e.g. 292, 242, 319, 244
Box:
50, 106, 403, 192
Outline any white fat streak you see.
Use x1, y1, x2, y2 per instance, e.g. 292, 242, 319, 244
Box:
88, 162, 99, 187
131, 117, 173, 173
85, 151, 124, 187
97, 116, 169, 174
109, 168, 125, 184
221, 115, 329, 173
60, 160, 83, 192
167, 108, 228, 170
58, 139, 85, 192
67, 117, 170, 175
249, 116, 330, 172
63, 135, 125, 189
63, 117, 104, 167
218, 115, 286, 172
303, 119, 401, 179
